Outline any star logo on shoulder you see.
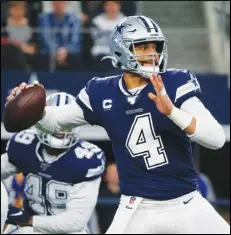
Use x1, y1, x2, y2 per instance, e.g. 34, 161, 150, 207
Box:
187, 73, 200, 91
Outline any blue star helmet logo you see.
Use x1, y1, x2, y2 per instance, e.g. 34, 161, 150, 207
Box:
188, 72, 200, 91
116, 23, 132, 36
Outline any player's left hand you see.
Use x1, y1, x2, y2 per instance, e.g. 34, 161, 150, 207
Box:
6, 205, 33, 227
148, 73, 174, 116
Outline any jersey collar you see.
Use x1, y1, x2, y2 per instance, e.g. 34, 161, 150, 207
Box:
36, 142, 68, 164
118, 75, 131, 96
118, 74, 150, 97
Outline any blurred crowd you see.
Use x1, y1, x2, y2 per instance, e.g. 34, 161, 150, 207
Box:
1, 1, 137, 71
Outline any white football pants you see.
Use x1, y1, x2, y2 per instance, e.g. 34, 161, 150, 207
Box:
1, 182, 8, 234
106, 190, 230, 234
3, 225, 90, 234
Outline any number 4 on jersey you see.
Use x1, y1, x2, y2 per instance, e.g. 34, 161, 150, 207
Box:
126, 113, 169, 170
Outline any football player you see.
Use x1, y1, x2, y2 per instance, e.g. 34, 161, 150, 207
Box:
2, 92, 106, 234
7, 16, 229, 233
2, 174, 101, 234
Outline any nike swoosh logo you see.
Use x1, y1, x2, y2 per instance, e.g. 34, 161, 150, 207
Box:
183, 197, 194, 204
10, 211, 23, 216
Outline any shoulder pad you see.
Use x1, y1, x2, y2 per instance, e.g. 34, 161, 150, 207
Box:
92, 75, 119, 82
71, 140, 106, 181
6, 130, 38, 167
165, 69, 202, 108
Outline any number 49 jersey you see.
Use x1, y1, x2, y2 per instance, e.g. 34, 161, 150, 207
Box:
6, 131, 106, 215
76, 69, 202, 200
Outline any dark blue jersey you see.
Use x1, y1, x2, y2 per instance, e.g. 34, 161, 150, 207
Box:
6, 131, 106, 215
76, 69, 202, 200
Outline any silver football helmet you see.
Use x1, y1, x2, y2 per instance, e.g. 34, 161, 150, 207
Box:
102, 15, 168, 79
36, 92, 79, 149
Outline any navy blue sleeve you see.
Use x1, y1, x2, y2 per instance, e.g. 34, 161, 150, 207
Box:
173, 70, 202, 108
75, 78, 102, 126
72, 140, 106, 182
83, 150, 106, 181
6, 131, 37, 171
6, 134, 24, 170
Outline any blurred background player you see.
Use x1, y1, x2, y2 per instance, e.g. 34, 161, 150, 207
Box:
1, 92, 105, 234
2, 174, 101, 234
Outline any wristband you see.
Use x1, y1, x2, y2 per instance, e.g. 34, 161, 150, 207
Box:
167, 106, 193, 130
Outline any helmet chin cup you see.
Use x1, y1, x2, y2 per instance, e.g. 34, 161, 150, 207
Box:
37, 130, 79, 149
140, 65, 160, 76
46, 135, 71, 149
140, 66, 160, 73
128, 65, 159, 80
35, 92, 80, 149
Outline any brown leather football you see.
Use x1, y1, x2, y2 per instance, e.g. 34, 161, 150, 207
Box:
4, 85, 46, 133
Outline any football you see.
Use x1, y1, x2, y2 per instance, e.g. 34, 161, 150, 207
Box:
4, 85, 46, 133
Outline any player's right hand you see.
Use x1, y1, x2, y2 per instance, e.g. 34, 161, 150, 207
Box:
6, 81, 44, 102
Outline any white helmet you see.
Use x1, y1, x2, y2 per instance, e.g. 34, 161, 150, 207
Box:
36, 92, 79, 149
102, 15, 168, 79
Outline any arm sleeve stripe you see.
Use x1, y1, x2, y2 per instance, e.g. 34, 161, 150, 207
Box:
175, 82, 200, 102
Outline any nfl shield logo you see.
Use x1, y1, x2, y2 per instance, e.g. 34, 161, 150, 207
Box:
129, 196, 136, 204
40, 162, 50, 171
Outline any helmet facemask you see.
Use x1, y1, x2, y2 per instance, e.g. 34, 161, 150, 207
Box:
35, 92, 80, 150
128, 39, 168, 78
37, 127, 79, 150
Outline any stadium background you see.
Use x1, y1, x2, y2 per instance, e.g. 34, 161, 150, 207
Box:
1, 1, 230, 233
